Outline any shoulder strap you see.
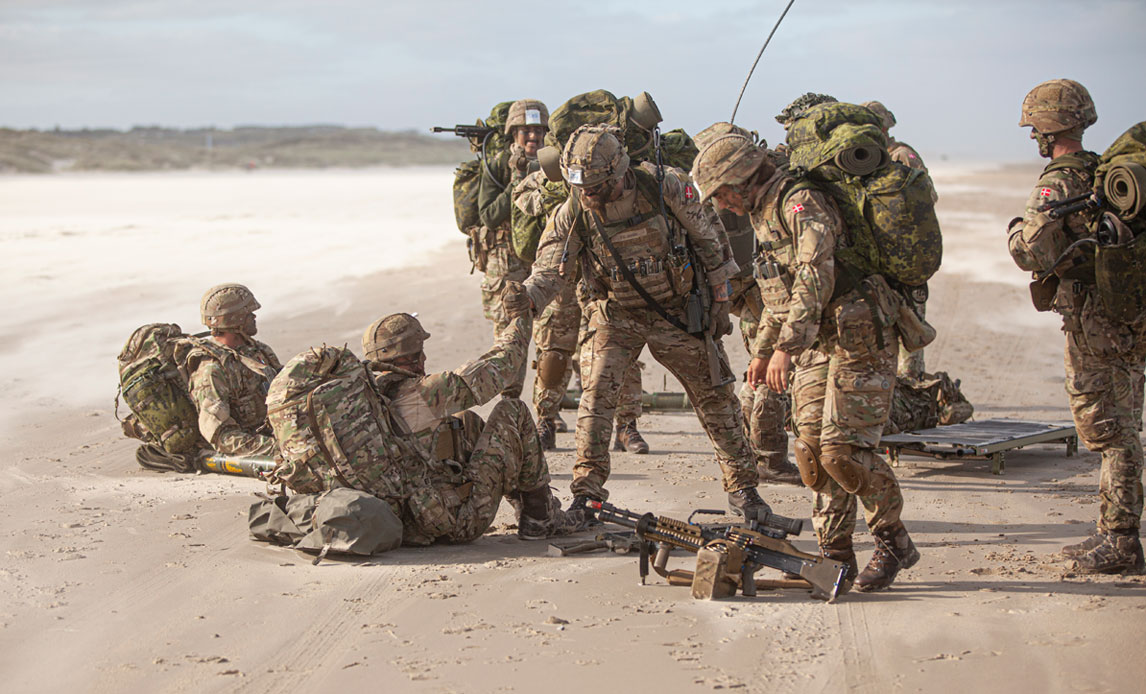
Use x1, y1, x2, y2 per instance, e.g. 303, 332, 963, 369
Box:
1044, 151, 1099, 176
586, 210, 690, 334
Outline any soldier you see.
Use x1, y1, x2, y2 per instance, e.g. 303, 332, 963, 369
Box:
361, 287, 580, 541
694, 121, 800, 486
857, 100, 937, 380
185, 283, 281, 456
1007, 79, 1146, 574
511, 124, 771, 521
692, 132, 920, 592
475, 99, 550, 398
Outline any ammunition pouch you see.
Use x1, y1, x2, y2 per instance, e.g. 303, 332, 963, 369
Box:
793, 437, 829, 491
468, 226, 498, 274
536, 349, 571, 389
895, 290, 936, 352
1096, 219, 1146, 323
1029, 274, 1059, 312
820, 443, 871, 495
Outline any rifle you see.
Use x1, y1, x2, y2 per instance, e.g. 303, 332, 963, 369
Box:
1038, 191, 1101, 221
430, 124, 494, 140
588, 501, 847, 602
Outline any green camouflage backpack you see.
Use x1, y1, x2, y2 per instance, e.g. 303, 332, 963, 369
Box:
1091, 121, 1146, 321
452, 101, 514, 234
544, 89, 699, 170
786, 102, 943, 287
115, 323, 206, 456
265, 345, 425, 509
511, 176, 569, 262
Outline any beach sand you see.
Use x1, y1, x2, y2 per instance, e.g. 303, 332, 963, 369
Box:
1, 162, 1144, 693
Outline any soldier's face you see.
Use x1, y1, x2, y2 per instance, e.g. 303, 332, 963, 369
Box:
514, 126, 546, 157
579, 177, 623, 212
713, 187, 747, 215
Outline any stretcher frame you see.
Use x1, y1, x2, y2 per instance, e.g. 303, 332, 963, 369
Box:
880, 419, 1079, 475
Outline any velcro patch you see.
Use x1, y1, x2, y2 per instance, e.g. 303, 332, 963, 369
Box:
791, 203, 805, 213
684, 185, 695, 201
525, 109, 542, 125
1039, 187, 1054, 198
568, 168, 583, 185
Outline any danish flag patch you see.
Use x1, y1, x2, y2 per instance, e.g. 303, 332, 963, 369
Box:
790, 203, 805, 213
684, 184, 695, 201
1039, 187, 1054, 198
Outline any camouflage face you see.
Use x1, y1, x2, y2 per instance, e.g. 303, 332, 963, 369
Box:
514, 125, 547, 158
1019, 79, 1097, 135
561, 124, 629, 189
200, 283, 260, 335
363, 313, 431, 362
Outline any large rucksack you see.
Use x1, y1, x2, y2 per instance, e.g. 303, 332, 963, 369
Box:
266, 345, 425, 507
115, 323, 206, 457
544, 89, 699, 170
786, 102, 943, 287
1090, 121, 1146, 322
452, 101, 514, 234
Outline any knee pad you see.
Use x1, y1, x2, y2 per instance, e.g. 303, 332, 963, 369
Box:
537, 350, 571, 390
793, 438, 829, 491
820, 443, 871, 495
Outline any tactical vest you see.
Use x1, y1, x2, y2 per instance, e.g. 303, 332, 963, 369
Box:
578, 168, 687, 309
184, 337, 279, 431
748, 178, 815, 317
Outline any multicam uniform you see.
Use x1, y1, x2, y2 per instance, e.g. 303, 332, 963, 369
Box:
1008, 151, 1146, 538
368, 316, 553, 545
744, 167, 906, 549
523, 161, 754, 500
186, 338, 281, 456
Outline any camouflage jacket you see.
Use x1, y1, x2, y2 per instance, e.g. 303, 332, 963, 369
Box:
745, 168, 843, 359
1008, 151, 1101, 323
478, 146, 533, 234
186, 337, 281, 455
370, 315, 532, 454
523, 161, 739, 312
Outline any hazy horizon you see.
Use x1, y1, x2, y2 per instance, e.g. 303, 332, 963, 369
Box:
3, 0, 1144, 162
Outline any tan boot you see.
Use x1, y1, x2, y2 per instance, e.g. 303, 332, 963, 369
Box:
1072, 532, 1145, 575
756, 457, 803, 486
855, 523, 920, 592
613, 422, 649, 454
536, 417, 557, 451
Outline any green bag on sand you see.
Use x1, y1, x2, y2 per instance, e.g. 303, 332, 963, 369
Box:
248, 488, 403, 561
115, 323, 206, 457
786, 102, 942, 287
883, 371, 974, 436
265, 345, 425, 504
452, 101, 514, 234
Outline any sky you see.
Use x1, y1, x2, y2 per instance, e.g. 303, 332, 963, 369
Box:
1, 0, 1144, 161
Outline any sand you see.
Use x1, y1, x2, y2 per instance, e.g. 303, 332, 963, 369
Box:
1, 162, 1144, 693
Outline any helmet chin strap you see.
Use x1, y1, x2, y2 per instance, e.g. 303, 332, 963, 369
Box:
1034, 131, 1055, 159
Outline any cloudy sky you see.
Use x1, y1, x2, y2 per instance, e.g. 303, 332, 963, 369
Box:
2, 0, 1143, 160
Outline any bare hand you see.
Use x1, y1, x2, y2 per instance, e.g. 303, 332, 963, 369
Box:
746, 357, 768, 388
765, 350, 792, 393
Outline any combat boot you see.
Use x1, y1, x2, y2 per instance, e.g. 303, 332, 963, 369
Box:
1072, 531, 1145, 575
728, 487, 771, 521
756, 457, 802, 486
517, 488, 588, 540
613, 422, 649, 454
855, 522, 920, 592
553, 413, 569, 433
537, 417, 557, 451
565, 495, 603, 528
1061, 529, 1103, 559
820, 536, 859, 596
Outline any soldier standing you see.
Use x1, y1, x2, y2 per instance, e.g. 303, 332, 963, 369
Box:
1007, 79, 1146, 574
692, 133, 921, 592
186, 283, 281, 456
512, 125, 770, 521
476, 98, 550, 397
361, 288, 581, 542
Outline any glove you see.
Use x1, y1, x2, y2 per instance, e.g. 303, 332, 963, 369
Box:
708, 301, 732, 338
502, 281, 533, 319
508, 143, 532, 173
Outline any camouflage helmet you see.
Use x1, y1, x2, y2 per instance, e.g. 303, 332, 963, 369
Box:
693, 121, 761, 152
776, 92, 838, 126
690, 134, 768, 203
200, 283, 260, 332
561, 124, 629, 188
861, 100, 896, 130
504, 99, 549, 135
629, 91, 663, 131
1019, 79, 1097, 135
362, 313, 431, 362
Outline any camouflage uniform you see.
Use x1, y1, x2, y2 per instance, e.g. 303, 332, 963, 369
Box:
523, 158, 752, 501
369, 316, 555, 544
743, 167, 906, 548
186, 338, 280, 456
1008, 152, 1146, 536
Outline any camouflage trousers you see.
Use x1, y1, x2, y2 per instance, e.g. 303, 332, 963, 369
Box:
897, 300, 926, 379
737, 314, 790, 469
431, 398, 552, 543
1063, 296, 1146, 533
790, 298, 905, 549
572, 300, 756, 500
480, 235, 531, 398
532, 283, 642, 425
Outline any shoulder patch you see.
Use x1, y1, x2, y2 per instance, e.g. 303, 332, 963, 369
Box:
1039, 187, 1054, 198
684, 184, 695, 201
790, 202, 805, 214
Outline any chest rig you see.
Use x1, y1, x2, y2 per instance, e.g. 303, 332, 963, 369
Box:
748, 179, 812, 317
